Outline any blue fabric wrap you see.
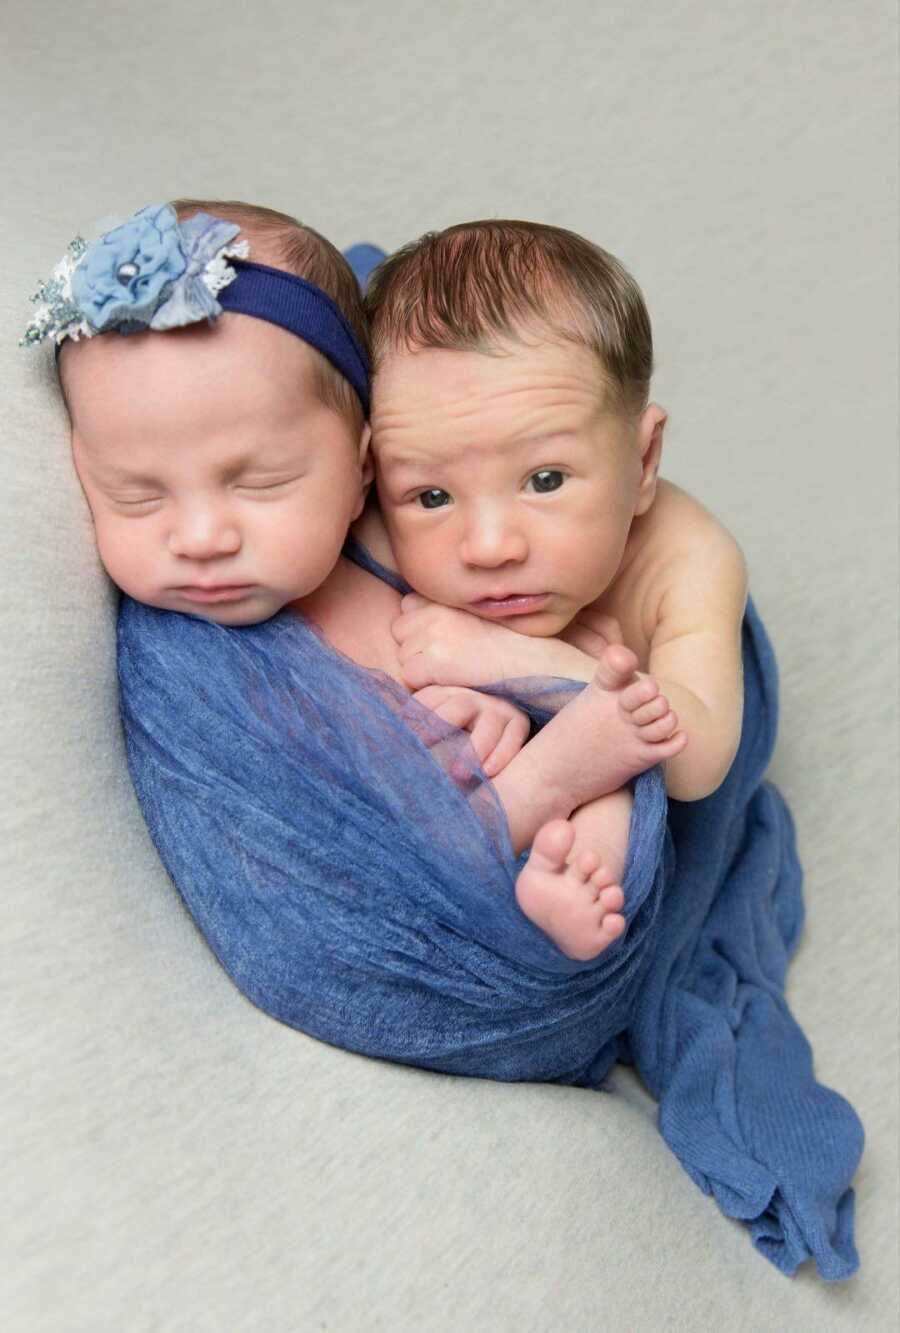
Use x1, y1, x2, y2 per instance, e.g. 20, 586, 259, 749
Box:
116, 583, 863, 1280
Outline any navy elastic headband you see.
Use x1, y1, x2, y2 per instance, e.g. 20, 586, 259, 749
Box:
31, 206, 371, 417
219, 259, 370, 416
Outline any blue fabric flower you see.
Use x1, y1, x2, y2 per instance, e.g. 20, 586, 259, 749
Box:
151, 212, 243, 330
71, 203, 187, 332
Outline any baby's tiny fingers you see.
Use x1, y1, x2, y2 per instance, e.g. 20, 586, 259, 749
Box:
411, 684, 451, 709
434, 698, 478, 730
391, 612, 418, 644
483, 713, 530, 776
469, 711, 507, 765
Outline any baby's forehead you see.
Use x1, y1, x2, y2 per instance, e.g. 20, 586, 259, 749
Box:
63, 335, 335, 476
372, 357, 627, 480
62, 317, 317, 414
373, 335, 612, 418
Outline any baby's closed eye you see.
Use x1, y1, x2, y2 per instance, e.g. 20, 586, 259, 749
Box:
238, 478, 297, 490
108, 493, 163, 511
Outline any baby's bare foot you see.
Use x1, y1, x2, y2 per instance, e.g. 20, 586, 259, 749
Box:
522, 644, 687, 810
618, 673, 684, 743
516, 819, 626, 961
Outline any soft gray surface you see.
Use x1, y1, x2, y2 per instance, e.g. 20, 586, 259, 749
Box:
2, 2, 897, 1330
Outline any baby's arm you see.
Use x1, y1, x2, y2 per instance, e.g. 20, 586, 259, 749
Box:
567, 532, 747, 800
393, 594, 598, 691
638, 527, 747, 801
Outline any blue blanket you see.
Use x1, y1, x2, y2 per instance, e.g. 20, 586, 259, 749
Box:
117, 575, 863, 1279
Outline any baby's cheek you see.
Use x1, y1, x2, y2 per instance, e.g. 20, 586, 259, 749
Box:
278, 510, 350, 590
93, 522, 130, 584
394, 531, 444, 585
94, 521, 156, 600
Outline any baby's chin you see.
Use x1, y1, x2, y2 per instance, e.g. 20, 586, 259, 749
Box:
184, 607, 278, 627
143, 589, 286, 627
469, 606, 574, 638
190, 601, 288, 627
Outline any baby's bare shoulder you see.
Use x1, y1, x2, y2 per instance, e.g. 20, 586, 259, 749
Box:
637, 481, 748, 639
647, 479, 739, 549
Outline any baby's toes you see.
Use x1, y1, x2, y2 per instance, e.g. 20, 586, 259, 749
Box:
629, 694, 669, 727
639, 709, 679, 742
575, 849, 601, 881
590, 864, 624, 912
620, 677, 659, 713
596, 881, 624, 913
530, 819, 576, 872
599, 913, 626, 942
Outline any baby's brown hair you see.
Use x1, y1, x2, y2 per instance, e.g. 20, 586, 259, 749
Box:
365, 220, 652, 415
172, 198, 368, 427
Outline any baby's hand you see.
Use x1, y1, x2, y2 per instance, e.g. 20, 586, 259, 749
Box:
412, 685, 530, 777
393, 594, 518, 690
559, 610, 626, 661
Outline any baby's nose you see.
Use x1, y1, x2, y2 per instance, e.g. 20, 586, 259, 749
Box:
460, 510, 528, 567
168, 506, 241, 560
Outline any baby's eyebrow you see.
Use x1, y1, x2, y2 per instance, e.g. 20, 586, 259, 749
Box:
381, 429, 582, 470
378, 449, 436, 469
89, 460, 161, 486
225, 451, 302, 472
89, 446, 301, 486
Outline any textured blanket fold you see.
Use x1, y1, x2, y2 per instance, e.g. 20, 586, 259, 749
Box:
117, 585, 863, 1279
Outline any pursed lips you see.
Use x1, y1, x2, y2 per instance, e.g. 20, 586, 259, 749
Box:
174, 583, 256, 603
469, 592, 549, 616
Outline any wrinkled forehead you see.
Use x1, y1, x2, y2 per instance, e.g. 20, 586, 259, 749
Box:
371, 337, 614, 447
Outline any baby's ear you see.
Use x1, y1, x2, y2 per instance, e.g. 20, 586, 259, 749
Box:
634, 404, 666, 515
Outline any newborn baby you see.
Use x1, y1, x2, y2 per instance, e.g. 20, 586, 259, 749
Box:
352, 220, 748, 958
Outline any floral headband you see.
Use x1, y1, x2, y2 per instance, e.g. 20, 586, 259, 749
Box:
21, 202, 370, 414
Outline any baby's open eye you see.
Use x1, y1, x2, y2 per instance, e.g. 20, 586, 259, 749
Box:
417, 488, 451, 510
527, 470, 565, 493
